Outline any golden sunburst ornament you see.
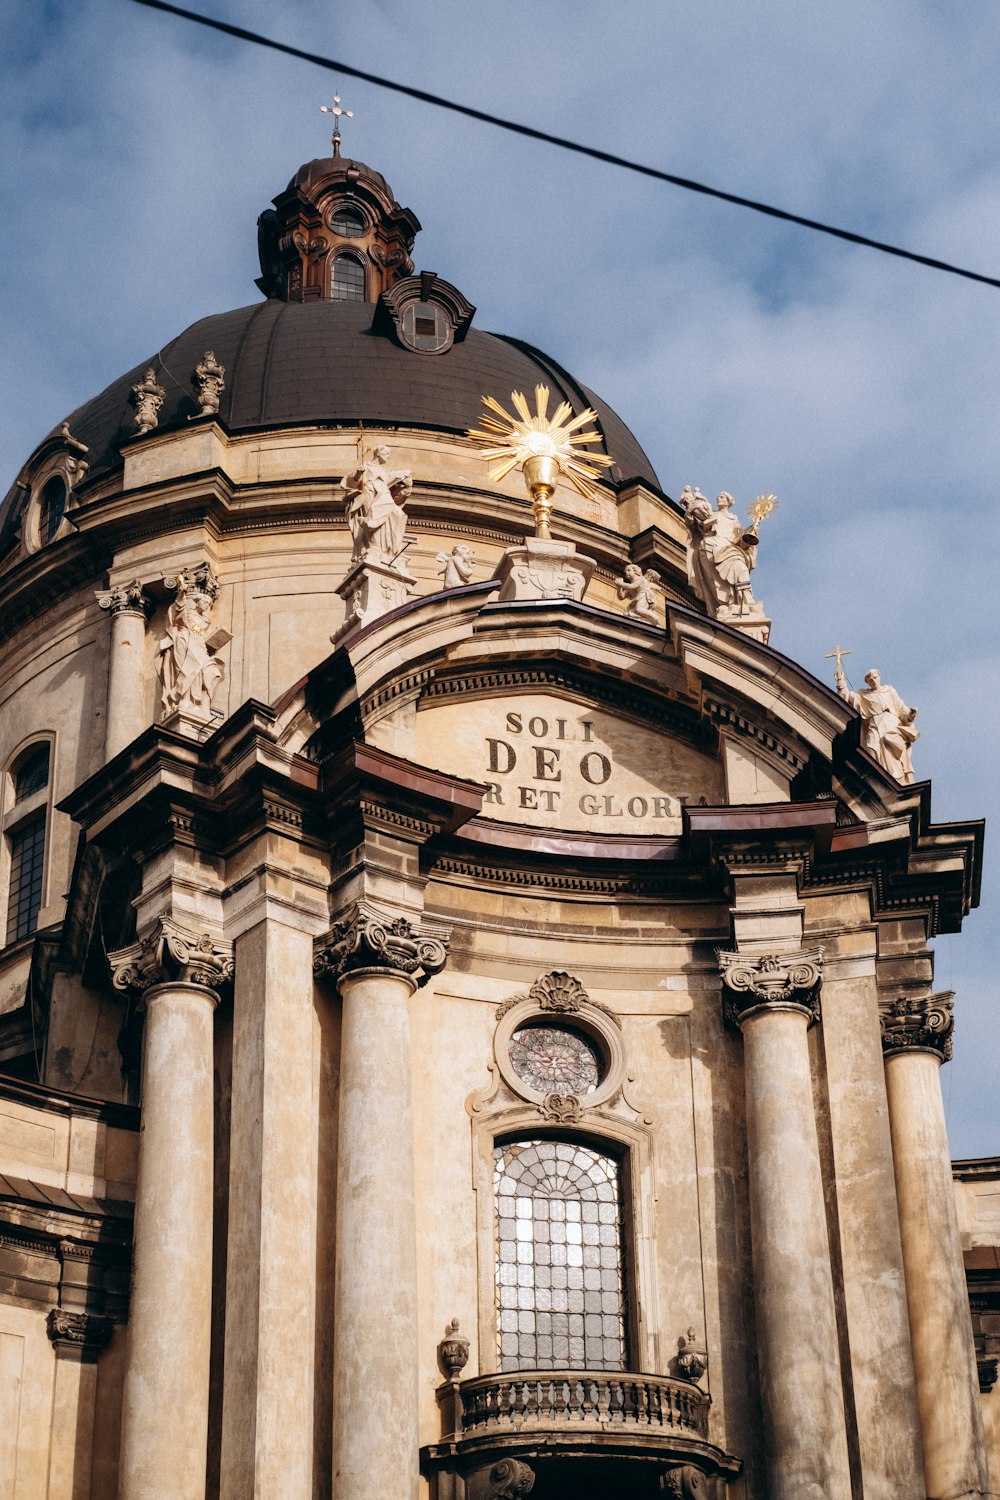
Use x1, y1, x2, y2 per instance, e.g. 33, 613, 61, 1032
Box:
467, 384, 615, 540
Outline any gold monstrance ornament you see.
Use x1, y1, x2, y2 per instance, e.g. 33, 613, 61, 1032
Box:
746, 492, 779, 536
467, 385, 615, 540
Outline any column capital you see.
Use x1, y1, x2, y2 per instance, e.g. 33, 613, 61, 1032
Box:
313, 901, 449, 988
880, 990, 954, 1062
46, 1308, 114, 1362
718, 947, 823, 1029
96, 579, 150, 617
108, 916, 233, 997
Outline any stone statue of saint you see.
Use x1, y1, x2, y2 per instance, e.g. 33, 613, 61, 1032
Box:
339, 445, 412, 567
435, 543, 476, 589
679, 487, 763, 621
157, 566, 230, 720
616, 563, 661, 624
131, 367, 166, 436
190, 350, 225, 419
836, 666, 919, 784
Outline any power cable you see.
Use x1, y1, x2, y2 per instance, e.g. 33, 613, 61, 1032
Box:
127, 0, 1000, 291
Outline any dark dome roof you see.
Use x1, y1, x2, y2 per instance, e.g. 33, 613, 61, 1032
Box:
29, 300, 661, 492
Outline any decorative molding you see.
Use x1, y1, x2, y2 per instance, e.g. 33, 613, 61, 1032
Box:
704, 696, 805, 771
541, 1093, 583, 1123
96, 579, 150, 617
979, 1358, 998, 1395
718, 948, 823, 1029
496, 970, 621, 1030
46, 1308, 114, 1360
358, 798, 437, 840
880, 990, 954, 1062
108, 917, 234, 996
433, 853, 689, 898
437, 1318, 470, 1378
313, 903, 449, 986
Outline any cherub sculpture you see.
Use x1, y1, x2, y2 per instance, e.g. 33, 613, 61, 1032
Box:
616, 562, 661, 624
435, 543, 476, 590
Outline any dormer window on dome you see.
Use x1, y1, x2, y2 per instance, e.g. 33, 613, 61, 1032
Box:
374, 272, 476, 355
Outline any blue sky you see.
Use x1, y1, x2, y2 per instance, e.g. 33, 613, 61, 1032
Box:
2, 0, 998, 1152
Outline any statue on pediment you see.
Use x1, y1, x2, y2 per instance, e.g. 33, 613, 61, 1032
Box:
616, 563, 661, 624
339, 445, 412, 568
679, 487, 776, 625
836, 665, 919, 783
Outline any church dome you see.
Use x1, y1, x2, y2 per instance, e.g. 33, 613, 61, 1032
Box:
27, 299, 661, 493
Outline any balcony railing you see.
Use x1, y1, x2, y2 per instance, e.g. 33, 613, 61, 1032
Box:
441, 1369, 710, 1441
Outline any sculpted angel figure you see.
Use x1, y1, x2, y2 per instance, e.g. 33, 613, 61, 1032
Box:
679, 486, 764, 620
435, 543, 476, 589
836, 666, 919, 783
616, 562, 661, 624
157, 569, 229, 719
339, 445, 412, 567
190, 350, 225, 418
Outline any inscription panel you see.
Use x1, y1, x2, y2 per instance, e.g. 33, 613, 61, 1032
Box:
415, 693, 722, 834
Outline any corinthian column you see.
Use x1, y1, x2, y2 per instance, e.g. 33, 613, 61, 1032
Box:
109, 920, 233, 1500
881, 992, 989, 1499
96, 581, 150, 758
720, 949, 852, 1500
314, 904, 448, 1500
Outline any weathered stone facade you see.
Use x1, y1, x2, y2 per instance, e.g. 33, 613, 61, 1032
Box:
0, 147, 994, 1499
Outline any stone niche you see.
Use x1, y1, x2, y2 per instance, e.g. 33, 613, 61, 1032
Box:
414, 692, 723, 835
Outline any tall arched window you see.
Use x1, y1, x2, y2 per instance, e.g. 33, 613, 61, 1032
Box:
494, 1137, 628, 1373
331, 252, 366, 301
4, 742, 51, 946
38, 476, 68, 544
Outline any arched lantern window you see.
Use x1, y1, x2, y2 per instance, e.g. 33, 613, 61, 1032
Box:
331, 252, 366, 302
329, 206, 365, 238
3, 741, 52, 947
38, 476, 68, 545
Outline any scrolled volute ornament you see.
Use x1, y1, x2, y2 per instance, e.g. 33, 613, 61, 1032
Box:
313, 905, 449, 988
660, 1466, 716, 1500
718, 947, 823, 1029
488, 1459, 535, 1500
46, 1309, 114, 1358
108, 918, 233, 998
880, 990, 954, 1062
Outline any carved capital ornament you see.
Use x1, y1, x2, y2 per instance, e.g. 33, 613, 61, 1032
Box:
718, 948, 823, 1029
313, 904, 449, 987
880, 990, 954, 1062
96, 579, 150, 617
108, 918, 234, 998
46, 1308, 114, 1360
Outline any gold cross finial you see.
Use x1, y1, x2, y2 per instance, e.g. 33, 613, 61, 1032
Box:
320, 94, 353, 156
825, 644, 852, 676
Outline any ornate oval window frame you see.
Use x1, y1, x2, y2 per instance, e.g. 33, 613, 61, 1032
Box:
493, 970, 626, 1115
23, 455, 82, 554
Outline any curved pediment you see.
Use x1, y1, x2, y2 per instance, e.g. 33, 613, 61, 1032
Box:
272, 585, 884, 839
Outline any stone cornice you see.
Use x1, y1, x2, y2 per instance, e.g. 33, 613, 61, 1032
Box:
880, 990, 954, 1062
718, 948, 823, 1029
313, 902, 449, 988
108, 917, 234, 997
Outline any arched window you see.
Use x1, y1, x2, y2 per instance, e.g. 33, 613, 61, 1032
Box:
329, 206, 365, 238
4, 742, 51, 946
38, 476, 67, 544
494, 1137, 628, 1373
331, 252, 366, 302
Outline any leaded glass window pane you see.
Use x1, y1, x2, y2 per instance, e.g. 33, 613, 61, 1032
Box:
494, 1138, 627, 1372
6, 812, 46, 945
39, 477, 67, 544
13, 745, 49, 804
331, 253, 365, 301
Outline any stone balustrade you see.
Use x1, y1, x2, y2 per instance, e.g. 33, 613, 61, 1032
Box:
447, 1370, 709, 1439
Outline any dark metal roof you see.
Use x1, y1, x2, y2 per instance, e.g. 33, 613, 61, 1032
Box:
4, 300, 660, 518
